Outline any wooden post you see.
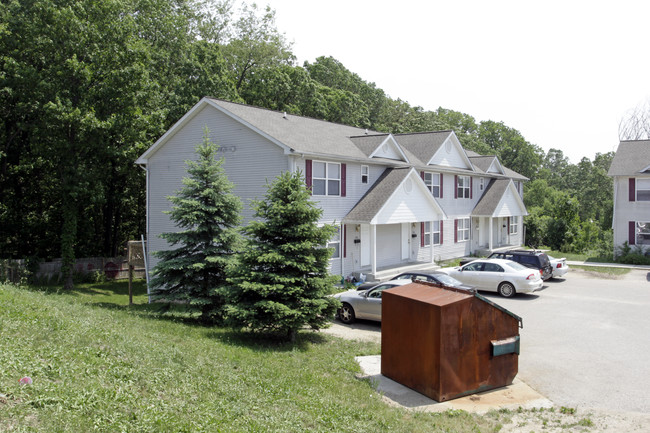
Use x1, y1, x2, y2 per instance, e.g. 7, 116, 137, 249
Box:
128, 265, 134, 305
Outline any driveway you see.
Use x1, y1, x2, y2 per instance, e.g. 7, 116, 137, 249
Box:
487, 268, 650, 414
327, 268, 650, 415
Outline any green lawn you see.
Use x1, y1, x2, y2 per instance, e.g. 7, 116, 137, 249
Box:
0, 281, 501, 432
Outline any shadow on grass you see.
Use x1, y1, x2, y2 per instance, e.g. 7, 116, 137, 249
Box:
210, 328, 329, 352
21, 279, 338, 351
26, 279, 148, 300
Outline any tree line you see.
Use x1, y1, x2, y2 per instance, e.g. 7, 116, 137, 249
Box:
1, 0, 614, 284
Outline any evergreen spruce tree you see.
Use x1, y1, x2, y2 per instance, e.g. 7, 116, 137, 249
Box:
226, 171, 340, 342
150, 128, 241, 323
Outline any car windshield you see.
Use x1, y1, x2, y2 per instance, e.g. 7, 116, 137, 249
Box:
434, 273, 464, 287
503, 261, 527, 271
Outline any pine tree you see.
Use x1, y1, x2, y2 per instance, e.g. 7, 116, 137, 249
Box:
226, 171, 340, 341
150, 128, 241, 323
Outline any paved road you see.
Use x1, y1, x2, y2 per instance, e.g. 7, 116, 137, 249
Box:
327, 268, 650, 415
482, 268, 650, 414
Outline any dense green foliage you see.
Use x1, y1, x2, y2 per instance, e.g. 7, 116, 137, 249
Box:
1, 0, 616, 268
150, 130, 241, 322
1, 282, 506, 432
226, 172, 340, 341
524, 149, 614, 255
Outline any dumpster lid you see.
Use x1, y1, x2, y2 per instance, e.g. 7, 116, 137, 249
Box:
386, 281, 523, 328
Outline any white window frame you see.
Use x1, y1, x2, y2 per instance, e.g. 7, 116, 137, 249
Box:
479, 177, 485, 191
636, 221, 650, 245
361, 165, 369, 184
457, 175, 470, 199
432, 220, 441, 245
424, 172, 441, 198
327, 226, 341, 259
312, 161, 341, 196
637, 178, 650, 201
457, 218, 470, 242
423, 221, 431, 247
509, 216, 518, 234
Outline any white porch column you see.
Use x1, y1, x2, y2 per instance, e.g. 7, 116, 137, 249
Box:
489, 217, 493, 251
370, 224, 377, 275
430, 220, 435, 264
341, 224, 345, 277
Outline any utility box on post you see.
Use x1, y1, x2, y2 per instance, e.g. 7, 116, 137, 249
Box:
381, 282, 522, 402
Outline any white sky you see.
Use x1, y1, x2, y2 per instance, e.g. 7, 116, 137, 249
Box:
261, 0, 650, 164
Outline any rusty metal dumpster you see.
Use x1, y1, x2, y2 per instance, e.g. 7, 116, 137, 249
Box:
381, 281, 522, 402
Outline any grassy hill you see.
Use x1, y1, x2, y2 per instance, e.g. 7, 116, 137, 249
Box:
0, 281, 497, 432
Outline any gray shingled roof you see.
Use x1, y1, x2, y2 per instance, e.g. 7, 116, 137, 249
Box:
469, 156, 497, 174
471, 179, 511, 216
209, 98, 371, 159
393, 131, 452, 165
349, 134, 390, 157
343, 168, 410, 223
207, 98, 527, 178
608, 140, 650, 176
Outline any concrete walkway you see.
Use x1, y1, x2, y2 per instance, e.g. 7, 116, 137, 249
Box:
565, 260, 650, 270
355, 355, 553, 414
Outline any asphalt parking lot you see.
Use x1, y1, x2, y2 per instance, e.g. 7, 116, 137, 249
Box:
327, 267, 650, 416
486, 268, 650, 414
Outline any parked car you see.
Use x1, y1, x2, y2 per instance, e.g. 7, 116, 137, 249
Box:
356, 270, 474, 292
333, 279, 412, 324
438, 258, 543, 297
547, 255, 569, 278
487, 250, 553, 281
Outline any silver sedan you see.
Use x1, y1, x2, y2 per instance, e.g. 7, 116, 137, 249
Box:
438, 258, 543, 297
333, 279, 412, 324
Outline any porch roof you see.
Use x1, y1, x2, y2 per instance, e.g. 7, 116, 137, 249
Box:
471, 179, 528, 217
343, 167, 446, 224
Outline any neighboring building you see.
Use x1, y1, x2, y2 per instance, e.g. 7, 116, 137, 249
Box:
136, 98, 529, 280
608, 140, 650, 254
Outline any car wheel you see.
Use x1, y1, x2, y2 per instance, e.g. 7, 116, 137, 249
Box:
338, 303, 356, 324
498, 282, 516, 298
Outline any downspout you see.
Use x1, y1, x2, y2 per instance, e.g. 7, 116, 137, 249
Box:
612, 177, 618, 256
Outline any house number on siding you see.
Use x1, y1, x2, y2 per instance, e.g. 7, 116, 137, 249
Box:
216, 146, 236, 153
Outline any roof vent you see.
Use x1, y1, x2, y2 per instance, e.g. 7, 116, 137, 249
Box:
283, 112, 287, 119
365, 129, 368, 135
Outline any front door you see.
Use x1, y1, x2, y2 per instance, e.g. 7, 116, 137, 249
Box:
360, 224, 370, 267
401, 223, 410, 260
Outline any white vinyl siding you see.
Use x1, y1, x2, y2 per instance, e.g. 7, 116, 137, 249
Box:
146, 105, 288, 270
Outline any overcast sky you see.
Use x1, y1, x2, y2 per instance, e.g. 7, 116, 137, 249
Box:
261, 0, 650, 163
